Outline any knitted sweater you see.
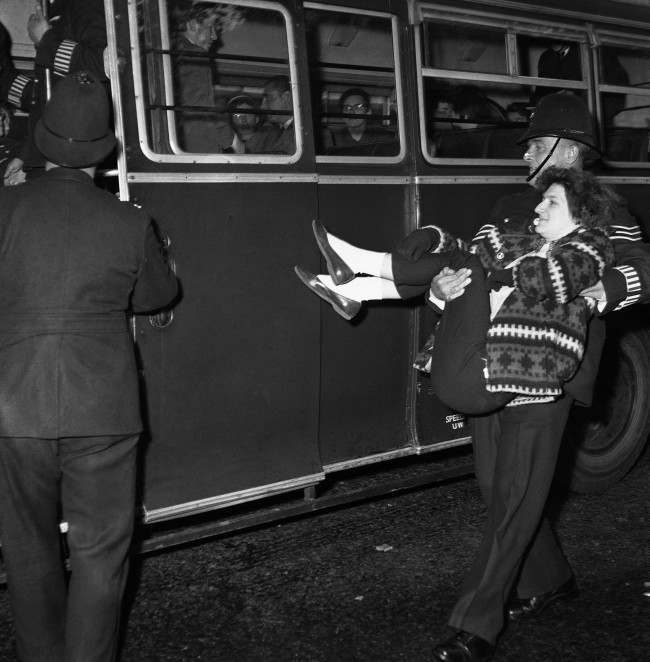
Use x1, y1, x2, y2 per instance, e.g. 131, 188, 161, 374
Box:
429, 223, 615, 399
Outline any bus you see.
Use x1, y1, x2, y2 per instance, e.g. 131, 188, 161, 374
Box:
1, 0, 649, 548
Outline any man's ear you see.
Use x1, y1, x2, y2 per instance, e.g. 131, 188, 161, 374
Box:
564, 142, 580, 166
282, 90, 292, 108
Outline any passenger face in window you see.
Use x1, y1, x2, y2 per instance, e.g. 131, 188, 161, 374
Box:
231, 102, 259, 137
436, 100, 456, 119
186, 14, 221, 51
337, 88, 373, 145
341, 93, 370, 131
261, 80, 292, 126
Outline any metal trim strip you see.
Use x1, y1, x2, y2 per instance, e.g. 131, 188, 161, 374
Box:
104, 2, 130, 201
304, 2, 397, 19
415, 175, 526, 184
127, 172, 318, 183
143, 472, 326, 523
125, 172, 650, 185
125, 172, 531, 184
317, 175, 410, 185
323, 436, 471, 473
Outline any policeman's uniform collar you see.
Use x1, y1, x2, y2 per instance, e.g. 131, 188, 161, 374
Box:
42, 166, 96, 184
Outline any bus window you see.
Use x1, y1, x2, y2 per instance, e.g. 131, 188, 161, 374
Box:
518, 37, 584, 104
417, 7, 589, 162
304, 4, 401, 160
596, 40, 650, 164
133, 0, 299, 162
422, 21, 507, 76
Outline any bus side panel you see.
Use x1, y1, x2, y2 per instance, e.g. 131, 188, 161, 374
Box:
314, 183, 413, 464
418, 182, 529, 242
132, 182, 322, 511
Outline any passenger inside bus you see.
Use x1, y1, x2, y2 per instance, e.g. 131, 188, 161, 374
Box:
322, 87, 397, 155
534, 42, 628, 124
295, 167, 615, 415
218, 94, 274, 154
260, 75, 295, 154
430, 85, 511, 158
172, 2, 229, 152
0, 103, 20, 185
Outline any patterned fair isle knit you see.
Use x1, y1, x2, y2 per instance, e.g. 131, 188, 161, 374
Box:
427, 223, 614, 401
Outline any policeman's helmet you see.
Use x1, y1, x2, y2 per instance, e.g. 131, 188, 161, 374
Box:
517, 91, 599, 152
34, 71, 116, 167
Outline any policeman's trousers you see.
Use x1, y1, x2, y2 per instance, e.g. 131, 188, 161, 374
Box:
0, 434, 139, 662
448, 398, 574, 643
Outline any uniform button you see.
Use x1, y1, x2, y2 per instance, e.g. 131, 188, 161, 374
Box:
504, 217, 509, 223
496, 252, 505, 260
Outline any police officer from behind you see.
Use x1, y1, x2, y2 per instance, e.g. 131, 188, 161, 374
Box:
0, 71, 178, 662
396, 91, 650, 661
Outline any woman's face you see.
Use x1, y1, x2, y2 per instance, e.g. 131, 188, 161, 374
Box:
341, 94, 369, 130
533, 183, 578, 241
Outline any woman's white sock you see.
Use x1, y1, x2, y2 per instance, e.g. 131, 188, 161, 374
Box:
317, 275, 401, 302
327, 233, 388, 278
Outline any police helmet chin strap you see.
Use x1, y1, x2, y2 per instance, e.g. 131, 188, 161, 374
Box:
526, 137, 561, 183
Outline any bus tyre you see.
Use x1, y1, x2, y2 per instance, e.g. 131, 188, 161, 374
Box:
562, 329, 650, 494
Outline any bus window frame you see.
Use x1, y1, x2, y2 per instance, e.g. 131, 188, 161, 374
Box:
304, 1, 406, 165
415, 3, 592, 166
593, 28, 650, 168
127, 0, 304, 165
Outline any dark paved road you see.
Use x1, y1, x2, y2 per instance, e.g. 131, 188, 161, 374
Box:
0, 448, 648, 661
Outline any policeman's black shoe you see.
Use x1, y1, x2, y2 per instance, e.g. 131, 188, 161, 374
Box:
507, 575, 578, 621
432, 630, 495, 661
312, 219, 355, 285
294, 266, 361, 321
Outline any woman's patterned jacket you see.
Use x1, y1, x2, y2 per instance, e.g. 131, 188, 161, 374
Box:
429, 222, 615, 400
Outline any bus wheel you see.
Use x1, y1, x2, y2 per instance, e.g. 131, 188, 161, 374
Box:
562, 330, 650, 494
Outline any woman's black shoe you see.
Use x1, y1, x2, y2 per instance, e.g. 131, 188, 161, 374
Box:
294, 265, 361, 320
312, 219, 355, 285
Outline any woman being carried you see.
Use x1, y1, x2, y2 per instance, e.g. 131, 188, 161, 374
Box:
295, 167, 616, 415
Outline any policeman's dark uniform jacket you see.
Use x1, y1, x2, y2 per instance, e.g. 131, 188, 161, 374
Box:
0, 169, 175, 435
0, 72, 178, 662
0, 0, 107, 170
408, 92, 650, 658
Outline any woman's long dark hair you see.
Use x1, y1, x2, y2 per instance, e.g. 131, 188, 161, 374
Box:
535, 167, 622, 229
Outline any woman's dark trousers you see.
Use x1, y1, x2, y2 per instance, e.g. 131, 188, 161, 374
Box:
392, 251, 511, 415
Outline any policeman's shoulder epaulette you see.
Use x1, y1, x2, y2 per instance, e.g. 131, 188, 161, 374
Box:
608, 224, 642, 242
